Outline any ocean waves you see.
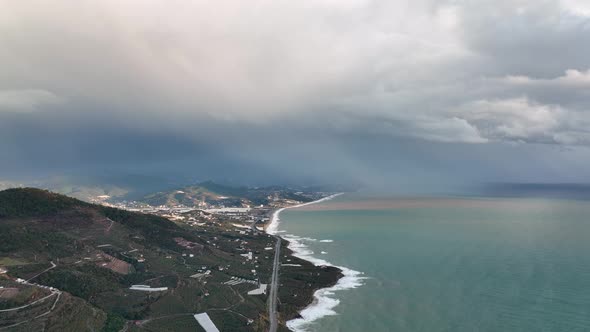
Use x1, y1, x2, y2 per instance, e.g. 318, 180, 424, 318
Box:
266, 193, 365, 332
283, 233, 365, 332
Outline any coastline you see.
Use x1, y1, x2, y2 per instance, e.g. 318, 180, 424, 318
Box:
266, 193, 344, 235
266, 193, 365, 332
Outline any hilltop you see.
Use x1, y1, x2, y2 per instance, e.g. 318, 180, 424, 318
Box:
0, 188, 340, 332
0, 188, 88, 218
0, 174, 185, 203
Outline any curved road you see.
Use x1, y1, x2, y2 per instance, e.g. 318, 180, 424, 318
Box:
268, 235, 281, 332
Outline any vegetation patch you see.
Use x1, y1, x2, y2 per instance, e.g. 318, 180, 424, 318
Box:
0, 257, 29, 266
38, 265, 121, 300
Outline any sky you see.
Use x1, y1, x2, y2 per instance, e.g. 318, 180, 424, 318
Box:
1, 0, 590, 189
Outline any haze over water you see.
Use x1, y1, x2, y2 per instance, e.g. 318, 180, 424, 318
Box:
279, 194, 590, 332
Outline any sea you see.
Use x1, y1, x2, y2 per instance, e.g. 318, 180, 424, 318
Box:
271, 192, 590, 332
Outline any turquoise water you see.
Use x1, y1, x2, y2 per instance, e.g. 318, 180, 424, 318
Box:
278, 195, 590, 332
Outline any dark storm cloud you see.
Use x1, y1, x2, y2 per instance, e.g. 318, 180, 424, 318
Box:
3, 106, 590, 188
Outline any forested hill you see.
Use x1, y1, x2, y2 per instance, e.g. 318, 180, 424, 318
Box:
0, 187, 89, 218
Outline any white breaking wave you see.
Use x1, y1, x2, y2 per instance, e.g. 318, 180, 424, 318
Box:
283, 234, 365, 332
285, 235, 317, 242
266, 193, 366, 332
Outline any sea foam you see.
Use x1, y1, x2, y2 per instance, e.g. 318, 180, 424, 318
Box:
284, 233, 365, 332
267, 193, 366, 331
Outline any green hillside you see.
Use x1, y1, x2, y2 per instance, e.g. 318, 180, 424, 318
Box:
0, 188, 339, 332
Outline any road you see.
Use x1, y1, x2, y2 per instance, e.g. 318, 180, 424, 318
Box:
105, 217, 115, 233
0, 291, 58, 313
0, 277, 62, 331
268, 235, 281, 332
0, 291, 61, 330
26, 261, 56, 282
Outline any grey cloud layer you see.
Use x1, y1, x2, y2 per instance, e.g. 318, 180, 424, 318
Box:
2, 0, 590, 185
2, 0, 589, 145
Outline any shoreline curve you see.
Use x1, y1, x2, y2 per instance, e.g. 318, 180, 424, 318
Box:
266, 193, 366, 332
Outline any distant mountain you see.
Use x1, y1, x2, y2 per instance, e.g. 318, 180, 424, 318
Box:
0, 174, 188, 203
1, 174, 353, 206
139, 181, 315, 207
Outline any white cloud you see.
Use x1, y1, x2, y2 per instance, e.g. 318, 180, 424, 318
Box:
454, 97, 590, 145
504, 69, 590, 87
561, 0, 590, 16
0, 89, 62, 112
407, 117, 487, 143
0, 1, 466, 115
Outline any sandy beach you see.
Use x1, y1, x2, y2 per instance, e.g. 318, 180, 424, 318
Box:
266, 193, 343, 235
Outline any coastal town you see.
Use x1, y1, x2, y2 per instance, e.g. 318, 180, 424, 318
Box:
0, 185, 342, 332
